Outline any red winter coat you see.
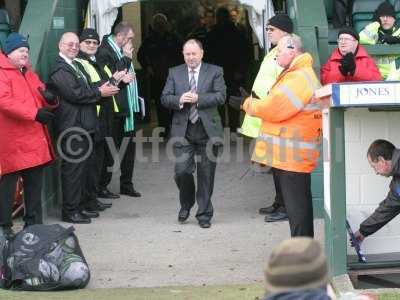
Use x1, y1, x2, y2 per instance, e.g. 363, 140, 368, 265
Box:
0, 53, 54, 176
320, 45, 382, 85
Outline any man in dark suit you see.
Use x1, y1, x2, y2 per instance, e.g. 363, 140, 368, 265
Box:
161, 39, 226, 229
96, 22, 141, 199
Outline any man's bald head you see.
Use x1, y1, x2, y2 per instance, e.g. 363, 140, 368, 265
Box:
59, 32, 80, 60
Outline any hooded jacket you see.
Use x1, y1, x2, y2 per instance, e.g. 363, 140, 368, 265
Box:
243, 53, 322, 173
320, 45, 382, 85
0, 53, 54, 175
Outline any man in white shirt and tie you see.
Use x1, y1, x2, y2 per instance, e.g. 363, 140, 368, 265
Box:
161, 39, 226, 228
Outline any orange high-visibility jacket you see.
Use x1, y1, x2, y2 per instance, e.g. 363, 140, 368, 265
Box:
243, 53, 322, 173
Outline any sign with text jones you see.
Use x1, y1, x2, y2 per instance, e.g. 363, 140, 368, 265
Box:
331, 81, 400, 107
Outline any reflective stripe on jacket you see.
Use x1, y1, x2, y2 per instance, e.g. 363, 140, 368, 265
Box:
359, 21, 400, 79
243, 53, 322, 173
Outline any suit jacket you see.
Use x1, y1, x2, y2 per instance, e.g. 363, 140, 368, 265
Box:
161, 63, 226, 142
96, 34, 132, 116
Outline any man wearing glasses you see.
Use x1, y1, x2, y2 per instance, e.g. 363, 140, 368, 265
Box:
233, 14, 293, 223
74, 28, 132, 218
359, 1, 400, 79
242, 35, 321, 237
49, 32, 119, 224
320, 27, 381, 84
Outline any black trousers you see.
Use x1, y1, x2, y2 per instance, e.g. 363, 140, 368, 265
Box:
272, 169, 285, 208
99, 116, 136, 191
272, 168, 314, 237
173, 121, 219, 222
333, 0, 351, 28
81, 140, 100, 210
60, 133, 95, 214
0, 166, 44, 227
152, 77, 171, 136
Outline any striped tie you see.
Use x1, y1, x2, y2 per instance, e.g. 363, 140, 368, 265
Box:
189, 69, 199, 124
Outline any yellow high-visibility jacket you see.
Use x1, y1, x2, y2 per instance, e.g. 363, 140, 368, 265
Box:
240, 47, 283, 138
359, 21, 400, 79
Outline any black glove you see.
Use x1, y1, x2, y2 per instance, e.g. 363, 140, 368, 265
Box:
382, 34, 400, 44
228, 95, 245, 110
35, 107, 55, 124
339, 52, 356, 76
239, 86, 250, 98
38, 84, 58, 105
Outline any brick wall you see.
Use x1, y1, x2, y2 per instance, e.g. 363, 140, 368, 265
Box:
345, 108, 400, 254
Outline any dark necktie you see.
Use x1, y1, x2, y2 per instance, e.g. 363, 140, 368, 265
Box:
189, 69, 199, 124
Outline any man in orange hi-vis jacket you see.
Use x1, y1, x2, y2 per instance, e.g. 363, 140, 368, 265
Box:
242, 34, 322, 237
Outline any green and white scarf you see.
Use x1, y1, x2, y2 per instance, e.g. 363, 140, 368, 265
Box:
107, 35, 139, 132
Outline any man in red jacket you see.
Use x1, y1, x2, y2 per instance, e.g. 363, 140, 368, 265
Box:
0, 33, 56, 237
320, 27, 382, 84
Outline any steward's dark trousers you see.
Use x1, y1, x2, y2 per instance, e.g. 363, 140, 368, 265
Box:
272, 168, 314, 237
81, 139, 99, 210
99, 116, 136, 191
60, 133, 94, 214
173, 120, 219, 222
0, 166, 44, 227
272, 169, 285, 208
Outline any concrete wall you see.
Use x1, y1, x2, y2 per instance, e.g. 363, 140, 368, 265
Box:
345, 108, 400, 254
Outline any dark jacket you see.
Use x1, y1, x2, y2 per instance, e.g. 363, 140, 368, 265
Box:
161, 63, 226, 142
359, 149, 400, 237
264, 289, 331, 300
49, 55, 101, 134
137, 30, 182, 81
320, 46, 382, 85
204, 21, 251, 91
76, 51, 114, 140
96, 34, 131, 117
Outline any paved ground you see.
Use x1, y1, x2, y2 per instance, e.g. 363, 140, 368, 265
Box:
43, 138, 324, 289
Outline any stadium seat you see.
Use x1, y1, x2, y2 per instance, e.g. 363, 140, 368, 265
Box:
325, 0, 333, 20
0, 9, 10, 50
352, 0, 380, 33
353, 0, 400, 33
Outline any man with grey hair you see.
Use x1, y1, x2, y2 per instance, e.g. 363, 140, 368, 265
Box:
161, 39, 226, 229
50, 32, 119, 223
242, 34, 322, 237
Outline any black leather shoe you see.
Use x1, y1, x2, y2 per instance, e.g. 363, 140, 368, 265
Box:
62, 212, 91, 224
178, 209, 190, 223
98, 188, 120, 199
97, 200, 112, 208
259, 205, 278, 215
120, 187, 141, 197
80, 209, 100, 218
199, 221, 211, 228
264, 212, 288, 223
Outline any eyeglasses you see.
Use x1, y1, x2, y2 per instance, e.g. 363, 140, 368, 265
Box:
84, 40, 99, 46
63, 42, 79, 49
337, 37, 356, 43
